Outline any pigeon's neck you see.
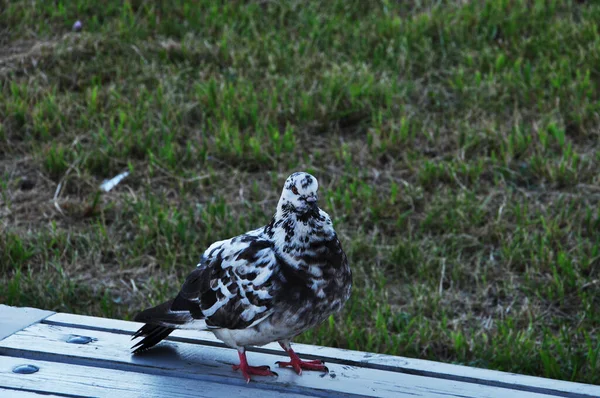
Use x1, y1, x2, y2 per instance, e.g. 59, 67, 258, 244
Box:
264, 204, 334, 265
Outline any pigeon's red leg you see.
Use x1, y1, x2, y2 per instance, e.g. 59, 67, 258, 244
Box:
276, 341, 328, 375
232, 348, 277, 383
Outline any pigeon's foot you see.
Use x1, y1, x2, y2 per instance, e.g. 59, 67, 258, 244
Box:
232, 364, 277, 383
233, 349, 277, 383
277, 341, 329, 375
276, 358, 328, 375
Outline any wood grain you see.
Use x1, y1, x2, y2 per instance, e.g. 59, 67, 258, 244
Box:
43, 312, 600, 398
0, 355, 313, 398
0, 305, 54, 341
0, 322, 555, 398
1, 306, 599, 398
0, 387, 67, 398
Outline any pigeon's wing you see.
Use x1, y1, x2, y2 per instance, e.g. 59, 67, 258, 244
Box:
132, 232, 280, 352
173, 233, 280, 330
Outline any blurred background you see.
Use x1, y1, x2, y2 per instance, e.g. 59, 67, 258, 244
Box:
1, 1, 598, 384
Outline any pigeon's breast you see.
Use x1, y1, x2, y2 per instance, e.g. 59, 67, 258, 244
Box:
271, 235, 352, 333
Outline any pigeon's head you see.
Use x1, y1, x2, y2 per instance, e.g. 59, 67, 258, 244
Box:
279, 172, 319, 214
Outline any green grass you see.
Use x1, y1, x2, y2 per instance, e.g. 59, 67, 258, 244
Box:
1, 0, 599, 385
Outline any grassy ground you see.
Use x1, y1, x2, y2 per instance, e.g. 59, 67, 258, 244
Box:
1, 0, 599, 385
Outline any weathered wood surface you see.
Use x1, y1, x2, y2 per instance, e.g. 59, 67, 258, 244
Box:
0, 305, 53, 341
43, 312, 600, 398
0, 355, 311, 398
0, 306, 599, 398
0, 386, 65, 398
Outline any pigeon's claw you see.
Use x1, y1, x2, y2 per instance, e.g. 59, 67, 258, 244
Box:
276, 358, 328, 375
277, 341, 329, 375
233, 364, 278, 383
233, 350, 278, 383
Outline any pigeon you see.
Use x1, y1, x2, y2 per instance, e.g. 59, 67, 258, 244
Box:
132, 172, 352, 382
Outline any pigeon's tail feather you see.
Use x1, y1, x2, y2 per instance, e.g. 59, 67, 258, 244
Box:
135, 299, 173, 323
131, 323, 175, 354
131, 299, 190, 354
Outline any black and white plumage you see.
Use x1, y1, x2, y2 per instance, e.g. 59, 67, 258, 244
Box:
132, 172, 352, 382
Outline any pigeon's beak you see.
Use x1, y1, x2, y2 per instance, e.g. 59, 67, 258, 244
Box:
306, 194, 318, 209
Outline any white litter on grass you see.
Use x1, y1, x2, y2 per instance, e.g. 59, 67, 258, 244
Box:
100, 171, 130, 192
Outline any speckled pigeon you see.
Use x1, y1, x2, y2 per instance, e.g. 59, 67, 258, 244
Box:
132, 172, 352, 382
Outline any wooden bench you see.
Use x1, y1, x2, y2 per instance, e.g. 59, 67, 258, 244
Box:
0, 305, 598, 397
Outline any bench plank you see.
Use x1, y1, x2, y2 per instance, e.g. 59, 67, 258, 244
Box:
0, 387, 66, 397
0, 322, 555, 398
43, 312, 600, 398
0, 305, 54, 341
0, 355, 313, 398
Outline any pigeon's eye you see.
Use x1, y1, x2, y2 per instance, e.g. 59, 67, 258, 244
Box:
291, 186, 299, 195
